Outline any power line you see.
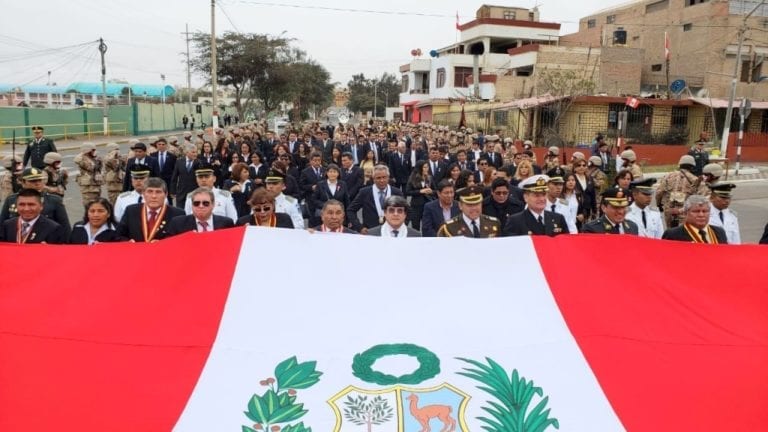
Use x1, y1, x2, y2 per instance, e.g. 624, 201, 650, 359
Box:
233, 1, 459, 18
218, 2, 242, 32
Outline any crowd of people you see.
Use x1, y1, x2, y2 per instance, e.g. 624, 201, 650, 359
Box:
1, 121, 766, 245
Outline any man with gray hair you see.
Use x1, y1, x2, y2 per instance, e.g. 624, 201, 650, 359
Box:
167, 187, 234, 235
366, 196, 421, 237
662, 195, 728, 244
346, 164, 403, 233
170, 143, 200, 207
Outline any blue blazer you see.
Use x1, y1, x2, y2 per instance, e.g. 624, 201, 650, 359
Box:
421, 199, 460, 237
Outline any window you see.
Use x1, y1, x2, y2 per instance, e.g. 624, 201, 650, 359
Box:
741, 60, 751, 82
686, 0, 708, 6
401, 75, 409, 93
651, 64, 663, 72
683, 23, 693, 31
493, 110, 508, 125
540, 105, 558, 130
606, 15, 616, 24
671, 107, 688, 127
645, 0, 669, 13
503, 10, 516, 20
587, 19, 596, 28
761, 109, 768, 132
436, 68, 446, 88
608, 103, 653, 135
454, 67, 474, 87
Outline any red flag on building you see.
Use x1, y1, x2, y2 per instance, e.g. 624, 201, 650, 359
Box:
664, 31, 670, 60
626, 96, 640, 109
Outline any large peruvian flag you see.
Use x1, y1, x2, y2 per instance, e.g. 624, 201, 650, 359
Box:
1, 228, 767, 431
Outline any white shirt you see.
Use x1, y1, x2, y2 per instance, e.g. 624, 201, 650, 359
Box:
380, 222, 408, 238
626, 203, 665, 239
462, 214, 480, 230
708, 203, 741, 244
82, 222, 113, 245
114, 190, 142, 222
184, 188, 238, 222
196, 215, 214, 232
274, 193, 304, 229
547, 197, 577, 234
440, 203, 453, 222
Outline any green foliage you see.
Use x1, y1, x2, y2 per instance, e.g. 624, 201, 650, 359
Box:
457, 357, 559, 432
347, 73, 400, 117
243, 357, 322, 431
343, 394, 394, 427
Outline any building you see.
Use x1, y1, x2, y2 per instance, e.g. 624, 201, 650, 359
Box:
399, 4, 561, 122
0, 82, 175, 108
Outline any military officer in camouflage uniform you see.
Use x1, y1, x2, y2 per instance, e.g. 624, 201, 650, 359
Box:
73, 142, 104, 206
588, 155, 609, 201
42, 152, 67, 198
183, 164, 238, 222
619, 149, 643, 180
582, 188, 639, 235
655, 155, 700, 228
0, 167, 70, 237
1, 156, 23, 201
167, 136, 182, 158
438, 185, 501, 238
543, 146, 561, 174
103, 143, 126, 205
264, 169, 305, 229
23, 126, 57, 169
697, 163, 723, 196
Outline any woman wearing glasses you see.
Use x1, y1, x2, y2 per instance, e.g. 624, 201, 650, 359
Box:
236, 188, 294, 228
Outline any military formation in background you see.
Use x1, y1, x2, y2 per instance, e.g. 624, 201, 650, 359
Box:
0, 120, 766, 245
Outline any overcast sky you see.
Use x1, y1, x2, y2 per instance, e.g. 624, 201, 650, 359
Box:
1, 0, 627, 90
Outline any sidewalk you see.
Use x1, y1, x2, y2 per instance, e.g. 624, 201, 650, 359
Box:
0, 129, 189, 155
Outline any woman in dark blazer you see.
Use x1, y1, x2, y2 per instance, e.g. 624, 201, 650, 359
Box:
405, 160, 435, 230
69, 198, 124, 244
223, 162, 254, 218
572, 159, 597, 222
235, 188, 294, 229
310, 164, 348, 227
247, 151, 269, 189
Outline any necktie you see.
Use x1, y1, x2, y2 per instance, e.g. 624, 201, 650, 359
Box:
391, 229, 399, 237
611, 224, 621, 234
148, 210, 158, 232
699, 229, 709, 243
378, 189, 386, 208
21, 222, 30, 237
315, 168, 320, 177
550, 204, 556, 213
159, 153, 165, 169
199, 221, 209, 232
471, 220, 480, 238
719, 211, 724, 224
642, 209, 647, 229
186, 160, 192, 171
537, 215, 544, 226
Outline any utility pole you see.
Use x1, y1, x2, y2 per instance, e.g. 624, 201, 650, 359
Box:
373, 81, 378, 119
183, 23, 193, 118
721, 0, 766, 156
99, 38, 109, 136
210, 0, 219, 129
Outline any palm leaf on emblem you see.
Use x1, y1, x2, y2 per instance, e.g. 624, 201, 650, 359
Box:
343, 394, 394, 432
457, 357, 559, 432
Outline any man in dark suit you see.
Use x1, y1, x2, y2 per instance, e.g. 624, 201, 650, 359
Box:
340, 152, 363, 201
0, 168, 70, 237
320, 130, 334, 164
170, 143, 200, 208
117, 178, 185, 242
425, 147, 447, 183
366, 133, 383, 164
24, 126, 58, 169
662, 195, 728, 243
286, 132, 300, 154
366, 196, 421, 237
167, 187, 235, 235
503, 175, 570, 237
389, 142, 411, 190
0, 188, 67, 244
421, 180, 459, 237
123, 142, 160, 191
583, 187, 640, 235
344, 137, 366, 166
151, 137, 176, 188
299, 152, 324, 202
313, 199, 358, 234
483, 178, 525, 229
468, 140, 484, 163
482, 136, 503, 168
760, 223, 768, 245
406, 141, 428, 168
455, 149, 475, 173
346, 164, 403, 233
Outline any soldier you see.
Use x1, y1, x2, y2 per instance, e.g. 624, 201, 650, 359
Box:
662, 195, 727, 244
103, 143, 125, 205
114, 165, 150, 222
438, 185, 501, 238
588, 155, 609, 201
626, 178, 664, 239
582, 187, 639, 235
1, 156, 23, 201
167, 136, 182, 158
687, 135, 710, 176
619, 149, 643, 180
543, 146, 561, 173
707, 182, 740, 244
502, 175, 570, 237
655, 155, 700, 228
0, 167, 70, 237
23, 126, 57, 169
73, 142, 104, 206
697, 163, 723, 196
264, 169, 304, 229
41, 152, 67, 198
183, 164, 238, 222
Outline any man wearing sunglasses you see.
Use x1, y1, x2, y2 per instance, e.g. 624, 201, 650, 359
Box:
168, 187, 234, 235
183, 164, 238, 222
366, 196, 421, 238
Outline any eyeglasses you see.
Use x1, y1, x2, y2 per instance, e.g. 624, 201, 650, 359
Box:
252, 205, 273, 213
493, 190, 509, 195
385, 207, 406, 214
576, 164, 587, 167
192, 200, 211, 207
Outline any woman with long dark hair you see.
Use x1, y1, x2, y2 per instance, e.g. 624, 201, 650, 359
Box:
405, 160, 435, 230
69, 198, 123, 244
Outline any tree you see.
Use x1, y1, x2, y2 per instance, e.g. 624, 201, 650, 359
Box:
347, 73, 401, 117
287, 59, 334, 121
343, 394, 394, 432
536, 68, 596, 147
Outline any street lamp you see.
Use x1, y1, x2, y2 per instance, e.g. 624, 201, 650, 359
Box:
161, 74, 166, 104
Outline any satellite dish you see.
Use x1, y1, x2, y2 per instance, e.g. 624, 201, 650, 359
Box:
430, 50, 438, 58
670, 79, 686, 95
338, 113, 349, 125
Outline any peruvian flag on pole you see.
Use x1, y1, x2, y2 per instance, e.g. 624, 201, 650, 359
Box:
626, 96, 640, 109
665, 31, 671, 60
2, 228, 768, 431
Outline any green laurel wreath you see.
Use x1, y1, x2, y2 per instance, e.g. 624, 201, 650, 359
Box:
352, 343, 440, 385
